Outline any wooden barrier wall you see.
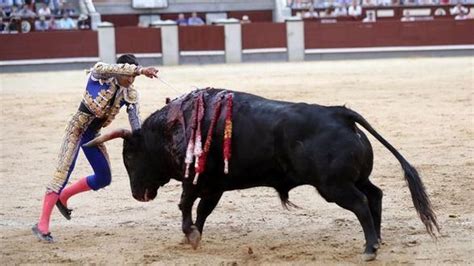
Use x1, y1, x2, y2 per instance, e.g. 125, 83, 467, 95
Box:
242, 22, 287, 49
0, 30, 98, 60
115, 27, 162, 53
102, 14, 139, 27
179, 25, 225, 51
1, 20, 472, 61
304, 20, 474, 48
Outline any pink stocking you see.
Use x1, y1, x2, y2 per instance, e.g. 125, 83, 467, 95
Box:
37, 192, 59, 233
59, 177, 91, 207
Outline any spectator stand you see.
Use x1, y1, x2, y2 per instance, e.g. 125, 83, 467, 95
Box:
291, 2, 474, 22
101, 9, 274, 28
1, 0, 91, 33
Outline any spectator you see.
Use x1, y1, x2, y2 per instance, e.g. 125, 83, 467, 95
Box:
321, 5, 336, 17
2, 5, 13, 18
362, 0, 376, 6
336, 0, 352, 7
77, 13, 89, 29
176, 13, 187, 25
454, 9, 470, 20
303, 4, 319, 18
49, 15, 58, 30
334, 4, 348, 16
401, 10, 415, 21
18, 4, 35, 18
187, 12, 204, 25
48, 0, 63, 15
0, 19, 6, 32
348, 0, 362, 18
377, 0, 392, 5
37, 2, 51, 17
35, 15, 49, 31
9, 5, 20, 17
0, 7, 6, 18
62, 2, 77, 16
362, 10, 376, 22
417, 0, 433, 4
58, 12, 76, 29
0, 10, 6, 32
321, 0, 336, 8
241, 15, 251, 23
450, 3, 468, 15
434, 7, 447, 16
8, 16, 20, 32
0, 0, 14, 8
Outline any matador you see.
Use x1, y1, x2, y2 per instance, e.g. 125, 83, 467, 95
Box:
32, 54, 159, 242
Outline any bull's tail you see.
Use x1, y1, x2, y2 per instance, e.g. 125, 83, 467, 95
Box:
340, 107, 440, 237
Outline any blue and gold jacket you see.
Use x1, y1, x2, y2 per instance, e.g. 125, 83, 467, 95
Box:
80, 62, 141, 130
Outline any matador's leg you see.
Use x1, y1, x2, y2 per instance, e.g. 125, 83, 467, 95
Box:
34, 111, 94, 240
57, 128, 112, 217
46, 111, 95, 194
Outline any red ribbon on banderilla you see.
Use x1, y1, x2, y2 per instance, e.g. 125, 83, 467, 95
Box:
184, 91, 233, 185
223, 93, 233, 174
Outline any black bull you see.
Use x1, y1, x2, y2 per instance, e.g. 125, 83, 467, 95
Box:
87, 88, 439, 260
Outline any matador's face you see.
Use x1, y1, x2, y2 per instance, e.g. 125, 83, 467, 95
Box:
117, 74, 136, 88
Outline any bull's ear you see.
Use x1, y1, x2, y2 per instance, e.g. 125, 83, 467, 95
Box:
83, 128, 132, 147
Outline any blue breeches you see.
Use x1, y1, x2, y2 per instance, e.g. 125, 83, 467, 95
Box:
54, 127, 111, 193
79, 129, 112, 190
47, 111, 112, 193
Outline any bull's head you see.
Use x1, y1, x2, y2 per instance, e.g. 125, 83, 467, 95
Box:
84, 129, 168, 202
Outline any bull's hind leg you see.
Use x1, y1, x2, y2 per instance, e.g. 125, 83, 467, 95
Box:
357, 181, 383, 241
320, 184, 380, 261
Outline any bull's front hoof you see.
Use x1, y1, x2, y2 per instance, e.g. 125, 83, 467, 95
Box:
362, 252, 377, 261
181, 236, 190, 245
362, 243, 379, 261
187, 226, 201, 250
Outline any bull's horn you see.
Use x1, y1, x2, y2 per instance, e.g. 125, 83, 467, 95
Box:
83, 128, 132, 147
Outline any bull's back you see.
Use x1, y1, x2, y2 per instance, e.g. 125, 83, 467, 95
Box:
146, 89, 372, 189
217, 92, 372, 189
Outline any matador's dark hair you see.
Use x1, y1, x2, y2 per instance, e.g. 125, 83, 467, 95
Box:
117, 54, 139, 66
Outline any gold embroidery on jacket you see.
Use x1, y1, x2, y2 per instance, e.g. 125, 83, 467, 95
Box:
47, 110, 95, 193
82, 83, 117, 118
102, 88, 125, 128
123, 85, 139, 104
91, 62, 139, 80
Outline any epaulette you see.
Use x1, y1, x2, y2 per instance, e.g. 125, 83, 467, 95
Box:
124, 85, 140, 104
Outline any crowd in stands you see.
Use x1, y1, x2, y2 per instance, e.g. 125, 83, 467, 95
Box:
296, 0, 473, 22
171, 12, 252, 26
289, 0, 474, 7
175, 12, 205, 26
0, 0, 89, 33
187, 12, 205, 25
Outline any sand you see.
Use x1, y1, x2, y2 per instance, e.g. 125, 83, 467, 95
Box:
0, 57, 473, 265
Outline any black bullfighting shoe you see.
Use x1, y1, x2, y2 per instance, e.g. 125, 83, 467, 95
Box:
32, 224, 54, 243
55, 200, 72, 220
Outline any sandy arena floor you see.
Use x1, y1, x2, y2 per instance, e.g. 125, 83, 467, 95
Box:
0, 57, 473, 265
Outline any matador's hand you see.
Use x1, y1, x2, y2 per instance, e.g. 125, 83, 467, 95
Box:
141, 67, 159, 78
